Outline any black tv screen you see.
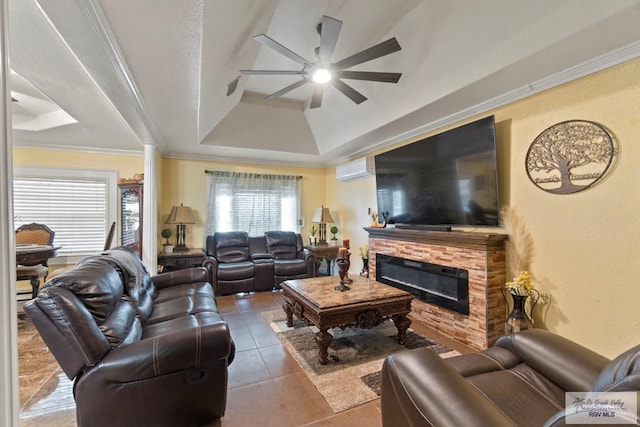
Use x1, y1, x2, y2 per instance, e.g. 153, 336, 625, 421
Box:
375, 116, 499, 228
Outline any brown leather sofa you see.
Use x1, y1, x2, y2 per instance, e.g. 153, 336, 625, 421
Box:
204, 231, 315, 295
381, 329, 640, 427
24, 246, 234, 427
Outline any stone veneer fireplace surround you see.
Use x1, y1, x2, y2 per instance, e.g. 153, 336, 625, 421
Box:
365, 227, 507, 350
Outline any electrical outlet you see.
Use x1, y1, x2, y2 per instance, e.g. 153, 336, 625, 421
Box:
298, 218, 305, 227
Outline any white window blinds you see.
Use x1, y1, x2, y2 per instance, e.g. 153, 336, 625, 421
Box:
13, 168, 116, 256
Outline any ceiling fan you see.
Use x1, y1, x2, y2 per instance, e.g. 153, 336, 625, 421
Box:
240, 15, 402, 109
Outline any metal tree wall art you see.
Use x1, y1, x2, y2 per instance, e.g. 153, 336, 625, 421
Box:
526, 120, 616, 194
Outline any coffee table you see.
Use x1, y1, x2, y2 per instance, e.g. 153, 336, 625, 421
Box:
281, 276, 413, 365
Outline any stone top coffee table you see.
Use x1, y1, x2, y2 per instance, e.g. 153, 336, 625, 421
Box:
281, 276, 413, 365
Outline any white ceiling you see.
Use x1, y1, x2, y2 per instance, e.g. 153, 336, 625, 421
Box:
8, 0, 640, 167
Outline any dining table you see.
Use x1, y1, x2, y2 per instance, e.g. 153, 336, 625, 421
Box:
16, 244, 61, 266
16, 244, 61, 299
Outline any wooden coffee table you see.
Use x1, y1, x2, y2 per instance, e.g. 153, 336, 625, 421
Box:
281, 276, 413, 364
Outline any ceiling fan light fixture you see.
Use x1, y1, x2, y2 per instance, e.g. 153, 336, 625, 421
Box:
312, 68, 331, 84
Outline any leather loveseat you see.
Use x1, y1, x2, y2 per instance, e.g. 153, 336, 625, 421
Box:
381, 328, 640, 427
204, 231, 315, 295
24, 246, 234, 427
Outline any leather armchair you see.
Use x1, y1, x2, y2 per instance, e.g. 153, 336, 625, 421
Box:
381, 329, 640, 427
264, 231, 315, 287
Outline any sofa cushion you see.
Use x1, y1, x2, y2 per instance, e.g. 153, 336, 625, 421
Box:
154, 281, 214, 303
591, 343, 640, 392
47, 258, 123, 324
217, 261, 255, 280
142, 311, 226, 339
273, 259, 308, 276
146, 294, 219, 325
99, 301, 142, 348
215, 231, 250, 263
265, 231, 299, 260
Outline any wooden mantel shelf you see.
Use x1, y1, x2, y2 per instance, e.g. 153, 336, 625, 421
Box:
364, 227, 507, 250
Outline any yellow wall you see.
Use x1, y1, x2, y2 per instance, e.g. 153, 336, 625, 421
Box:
159, 158, 327, 250
329, 58, 640, 358
13, 148, 143, 178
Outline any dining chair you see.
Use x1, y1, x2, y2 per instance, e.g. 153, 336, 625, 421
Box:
16, 223, 55, 300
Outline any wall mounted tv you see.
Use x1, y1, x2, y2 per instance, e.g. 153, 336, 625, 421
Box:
375, 115, 499, 230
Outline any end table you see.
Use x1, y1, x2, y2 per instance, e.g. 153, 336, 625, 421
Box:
157, 248, 205, 273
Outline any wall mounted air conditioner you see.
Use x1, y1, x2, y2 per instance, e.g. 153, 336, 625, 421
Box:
336, 156, 375, 181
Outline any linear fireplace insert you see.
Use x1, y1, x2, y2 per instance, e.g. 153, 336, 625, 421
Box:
376, 254, 469, 315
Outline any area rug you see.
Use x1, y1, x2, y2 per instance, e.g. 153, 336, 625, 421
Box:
262, 309, 460, 412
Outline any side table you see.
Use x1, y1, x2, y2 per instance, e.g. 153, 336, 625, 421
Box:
304, 244, 339, 276
157, 248, 205, 273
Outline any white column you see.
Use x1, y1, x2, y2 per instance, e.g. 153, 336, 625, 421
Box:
142, 144, 157, 273
0, 0, 19, 424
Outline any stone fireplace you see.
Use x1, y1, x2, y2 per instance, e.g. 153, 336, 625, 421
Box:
365, 227, 507, 350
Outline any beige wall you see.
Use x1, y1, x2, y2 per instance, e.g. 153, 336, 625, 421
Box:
329, 58, 640, 358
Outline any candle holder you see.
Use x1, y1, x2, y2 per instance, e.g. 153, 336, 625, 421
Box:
335, 256, 351, 291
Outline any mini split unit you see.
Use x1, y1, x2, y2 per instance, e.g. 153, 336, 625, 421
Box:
336, 157, 375, 181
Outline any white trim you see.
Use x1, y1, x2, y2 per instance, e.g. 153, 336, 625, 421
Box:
0, 0, 19, 423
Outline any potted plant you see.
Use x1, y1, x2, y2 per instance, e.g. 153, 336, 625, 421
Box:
161, 228, 173, 253
309, 225, 318, 246
329, 226, 339, 246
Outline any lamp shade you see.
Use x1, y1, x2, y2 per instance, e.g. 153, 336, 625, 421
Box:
165, 204, 197, 224
312, 206, 334, 223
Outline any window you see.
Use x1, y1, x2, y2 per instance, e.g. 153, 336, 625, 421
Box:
13, 167, 117, 260
206, 171, 301, 236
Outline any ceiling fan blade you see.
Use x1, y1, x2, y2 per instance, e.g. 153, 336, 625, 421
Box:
331, 79, 367, 104
253, 34, 313, 68
266, 78, 309, 99
318, 15, 342, 64
333, 37, 401, 70
339, 71, 402, 83
240, 70, 307, 76
310, 86, 323, 109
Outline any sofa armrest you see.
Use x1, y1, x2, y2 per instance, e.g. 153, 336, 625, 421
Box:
381, 348, 514, 427
496, 329, 610, 392
97, 321, 232, 383
251, 252, 272, 260
151, 267, 209, 290
301, 250, 316, 276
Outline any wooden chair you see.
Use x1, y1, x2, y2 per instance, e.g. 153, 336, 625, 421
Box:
16, 223, 55, 300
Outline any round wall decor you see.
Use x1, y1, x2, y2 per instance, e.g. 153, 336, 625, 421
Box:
526, 120, 616, 194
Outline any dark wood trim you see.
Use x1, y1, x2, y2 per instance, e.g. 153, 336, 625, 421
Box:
364, 227, 506, 250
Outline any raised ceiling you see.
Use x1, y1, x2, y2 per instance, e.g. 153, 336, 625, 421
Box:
9, 0, 640, 167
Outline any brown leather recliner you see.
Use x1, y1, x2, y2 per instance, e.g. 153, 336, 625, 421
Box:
381, 328, 640, 427
24, 246, 234, 427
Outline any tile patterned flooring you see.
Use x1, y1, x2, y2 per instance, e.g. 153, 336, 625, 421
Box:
18, 290, 472, 426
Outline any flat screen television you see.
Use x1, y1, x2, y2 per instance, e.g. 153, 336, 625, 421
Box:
375, 115, 499, 229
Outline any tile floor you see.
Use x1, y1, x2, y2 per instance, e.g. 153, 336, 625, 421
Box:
18, 290, 472, 426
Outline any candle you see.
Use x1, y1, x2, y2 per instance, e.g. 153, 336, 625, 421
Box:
342, 239, 350, 249
338, 247, 347, 258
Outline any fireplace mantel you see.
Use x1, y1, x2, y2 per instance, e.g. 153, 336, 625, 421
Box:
365, 227, 507, 350
364, 227, 506, 249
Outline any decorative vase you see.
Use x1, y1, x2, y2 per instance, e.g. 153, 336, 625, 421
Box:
503, 289, 540, 334
335, 257, 351, 291
360, 258, 369, 278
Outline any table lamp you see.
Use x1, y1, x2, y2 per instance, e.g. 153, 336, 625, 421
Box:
165, 203, 197, 252
312, 206, 334, 245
